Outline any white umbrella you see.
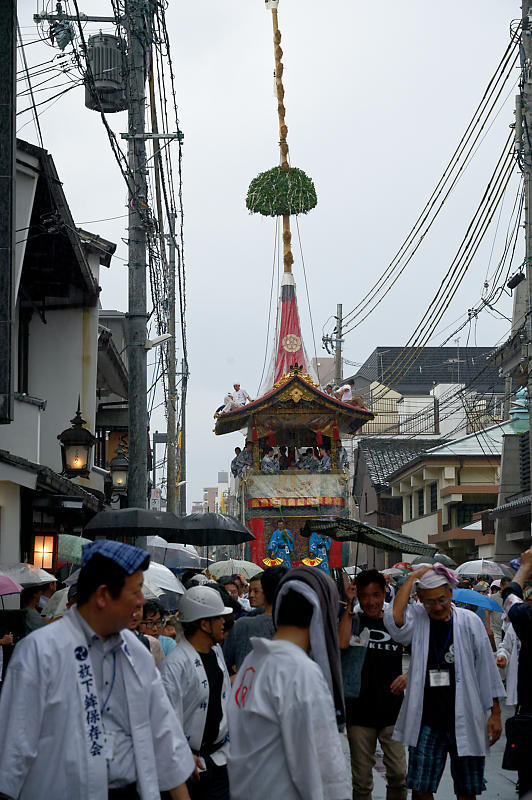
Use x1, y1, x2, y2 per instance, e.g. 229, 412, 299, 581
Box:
208, 559, 263, 580
142, 575, 165, 600
456, 559, 508, 578
63, 564, 180, 597
41, 587, 69, 619
381, 567, 404, 577
146, 561, 185, 594
145, 536, 205, 569
0, 563, 56, 587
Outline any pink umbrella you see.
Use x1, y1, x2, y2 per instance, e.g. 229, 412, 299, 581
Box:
0, 575, 23, 596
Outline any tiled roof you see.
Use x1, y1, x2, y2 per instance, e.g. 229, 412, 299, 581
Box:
349, 347, 505, 395
489, 494, 531, 519
0, 449, 101, 511
358, 438, 447, 489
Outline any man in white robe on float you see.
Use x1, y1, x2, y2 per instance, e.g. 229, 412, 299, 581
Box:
0, 539, 194, 800
384, 563, 505, 800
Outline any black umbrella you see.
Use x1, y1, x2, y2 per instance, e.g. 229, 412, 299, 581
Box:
411, 553, 457, 568
83, 507, 186, 539
165, 513, 255, 547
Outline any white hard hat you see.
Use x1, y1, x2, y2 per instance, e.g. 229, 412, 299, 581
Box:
178, 586, 233, 623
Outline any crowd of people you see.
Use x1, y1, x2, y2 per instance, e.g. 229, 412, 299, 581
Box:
0, 541, 531, 800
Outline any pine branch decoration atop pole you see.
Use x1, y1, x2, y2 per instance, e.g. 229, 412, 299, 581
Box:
246, 0, 317, 273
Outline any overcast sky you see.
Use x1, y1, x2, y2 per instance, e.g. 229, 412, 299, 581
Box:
18, 0, 521, 509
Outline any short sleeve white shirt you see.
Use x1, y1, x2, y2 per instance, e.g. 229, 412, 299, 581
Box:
339, 384, 352, 402
233, 389, 251, 405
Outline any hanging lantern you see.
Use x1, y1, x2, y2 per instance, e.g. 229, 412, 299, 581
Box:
33, 535, 55, 570
57, 399, 96, 478
109, 444, 129, 493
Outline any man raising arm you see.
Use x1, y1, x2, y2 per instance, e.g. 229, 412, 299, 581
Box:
384, 564, 504, 800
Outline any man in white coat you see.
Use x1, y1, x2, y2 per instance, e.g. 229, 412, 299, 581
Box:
161, 586, 233, 800
0, 539, 194, 800
226, 566, 351, 800
384, 563, 505, 800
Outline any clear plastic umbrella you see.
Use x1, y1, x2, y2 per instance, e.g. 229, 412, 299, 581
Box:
0, 563, 56, 587
344, 566, 362, 577
208, 559, 262, 580
455, 559, 509, 577
63, 567, 166, 600
145, 536, 206, 570
146, 561, 185, 594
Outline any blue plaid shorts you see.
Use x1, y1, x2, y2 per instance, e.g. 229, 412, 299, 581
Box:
407, 725, 486, 795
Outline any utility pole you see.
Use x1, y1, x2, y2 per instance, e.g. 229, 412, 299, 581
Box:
178, 357, 188, 515
523, 0, 532, 531
334, 303, 343, 385
166, 213, 177, 513
0, 0, 16, 424
321, 304, 344, 384
125, 0, 149, 509
34, 2, 158, 508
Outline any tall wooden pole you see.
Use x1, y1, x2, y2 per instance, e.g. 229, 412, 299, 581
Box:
270, 4, 294, 274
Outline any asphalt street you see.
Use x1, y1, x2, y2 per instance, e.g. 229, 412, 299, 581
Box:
342, 705, 518, 799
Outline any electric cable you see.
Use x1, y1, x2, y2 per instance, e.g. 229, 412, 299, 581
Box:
363, 134, 516, 398
294, 214, 320, 385
256, 216, 280, 396
17, 19, 45, 148
339, 28, 520, 332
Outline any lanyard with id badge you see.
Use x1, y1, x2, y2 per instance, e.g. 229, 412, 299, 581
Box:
429, 615, 453, 688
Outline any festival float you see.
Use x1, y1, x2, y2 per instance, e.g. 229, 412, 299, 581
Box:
214, 0, 374, 568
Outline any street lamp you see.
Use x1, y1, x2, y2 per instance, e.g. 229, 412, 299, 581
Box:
57, 399, 96, 478
109, 443, 129, 493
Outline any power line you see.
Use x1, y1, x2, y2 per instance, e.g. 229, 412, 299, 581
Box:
16, 18, 44, 148
339, 27, 520, 333
364, 135, 516, 398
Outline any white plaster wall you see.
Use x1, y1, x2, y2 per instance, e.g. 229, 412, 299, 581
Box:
402, 512, 439, 544
431, 383, 466, 438
398, 396, 435, 434
15, 159, 38, 298
28, 305, 99, 477
478, 542, 495, 559
0, 398, 42, 463
0, 483, 21, 563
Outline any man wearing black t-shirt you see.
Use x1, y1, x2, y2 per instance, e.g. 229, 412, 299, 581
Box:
385, 565, 505, 800
339, 569, 407, 800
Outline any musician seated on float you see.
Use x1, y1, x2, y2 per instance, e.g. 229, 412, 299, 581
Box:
278, 446, 290, 470
316, 446, 331, 472
234, 441, 254, 476
261, 447, 280, 475
296, 447, 319, 472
